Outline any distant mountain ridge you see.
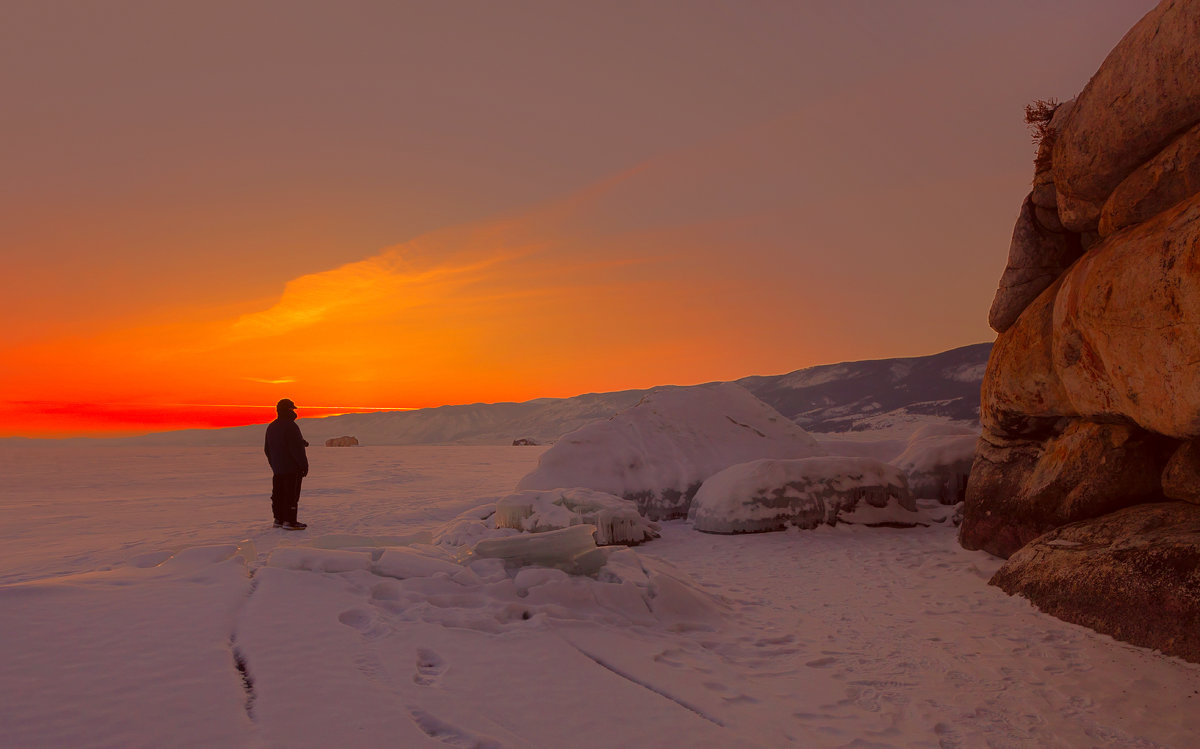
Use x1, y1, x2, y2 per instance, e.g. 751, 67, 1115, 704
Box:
16, 342, 992, 446
736, 342, 992, 434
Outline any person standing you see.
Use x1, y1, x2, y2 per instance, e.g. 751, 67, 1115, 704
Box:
264, 398, 309, 530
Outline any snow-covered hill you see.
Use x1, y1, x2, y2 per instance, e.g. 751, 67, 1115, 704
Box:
736, 342, 992, 434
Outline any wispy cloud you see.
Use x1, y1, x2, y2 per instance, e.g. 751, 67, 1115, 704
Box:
226, 243, 531, 341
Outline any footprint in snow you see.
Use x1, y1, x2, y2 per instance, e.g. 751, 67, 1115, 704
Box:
337, 608, 389, 640
413, 647, 445, 686
408, 707, 500, 748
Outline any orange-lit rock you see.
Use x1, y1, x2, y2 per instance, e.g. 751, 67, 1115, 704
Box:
1053, 194, 1200, 437
980, 277, 1072, 437
1052, 0, 1200, 232
1162, 440, 1200, 504
1099, 121, 1200, 237
960, 421, 1170, 558
991, 502, 1200, 663
987, 194, 1082, 334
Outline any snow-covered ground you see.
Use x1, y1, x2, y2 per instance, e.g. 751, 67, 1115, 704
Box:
2, 444, 1197, 748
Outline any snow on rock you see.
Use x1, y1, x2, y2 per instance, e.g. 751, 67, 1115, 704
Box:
494, 488, 660, 545
688, 456, 916, 534
891, 423, 978, 504
516, 383, 825, 520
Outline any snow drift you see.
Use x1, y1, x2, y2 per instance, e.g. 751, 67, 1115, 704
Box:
687, 456, 915, 534
516, 383, 825, 520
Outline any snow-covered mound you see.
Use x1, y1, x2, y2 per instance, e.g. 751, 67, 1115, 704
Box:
516, 383, 825, 520
688, 456, 915, 534
495, 488, 660, 545
891, 423, 978, 503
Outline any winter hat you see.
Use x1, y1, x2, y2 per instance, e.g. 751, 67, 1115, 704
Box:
276, 398, 297, 412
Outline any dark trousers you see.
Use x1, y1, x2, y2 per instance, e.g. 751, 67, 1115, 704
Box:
271, 472, 303, 523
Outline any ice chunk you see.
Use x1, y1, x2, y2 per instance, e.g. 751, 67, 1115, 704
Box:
516, 383, 824, 520
688, 456, 915, 534
372, 548, 463, 580
494, 488, 660, 545
597, 547, 650, 586
469, 524, 611, 576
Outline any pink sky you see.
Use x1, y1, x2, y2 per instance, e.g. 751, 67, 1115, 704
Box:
0, 1, 1159, 436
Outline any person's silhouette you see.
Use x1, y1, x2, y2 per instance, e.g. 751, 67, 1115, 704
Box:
264, 398, 309, 530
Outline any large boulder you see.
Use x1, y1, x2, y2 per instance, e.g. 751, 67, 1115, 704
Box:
1052, 0, 1200, 232
1053, 194, 1200, 437
960, 421, 1172, 558
988, 194, 1083, 334
1162, 440, 1200, 504
991, 502, 1200, 663
516, 383, 824, 520
979, 277, 1072, 438
981, 192, 1200, 440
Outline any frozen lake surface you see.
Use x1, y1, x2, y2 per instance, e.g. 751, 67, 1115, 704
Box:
1, 445, 1197, 748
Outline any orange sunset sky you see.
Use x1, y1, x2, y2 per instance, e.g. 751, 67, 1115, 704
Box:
1, 1, 1156, 437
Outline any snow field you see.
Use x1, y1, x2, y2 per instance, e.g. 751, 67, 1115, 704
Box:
1, 445, 1198, 748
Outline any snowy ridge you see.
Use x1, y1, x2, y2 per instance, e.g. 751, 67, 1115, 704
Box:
39, 343, 992, 448
735, 342, 992, 434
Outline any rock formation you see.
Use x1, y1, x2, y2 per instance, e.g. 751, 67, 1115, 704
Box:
963, 0, 1200, 663
324, 436, 359, 447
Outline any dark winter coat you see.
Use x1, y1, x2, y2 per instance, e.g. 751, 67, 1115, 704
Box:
264, 410, 309, 476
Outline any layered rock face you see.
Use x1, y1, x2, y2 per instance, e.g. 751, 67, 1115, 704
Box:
963, 0, 1200, 662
